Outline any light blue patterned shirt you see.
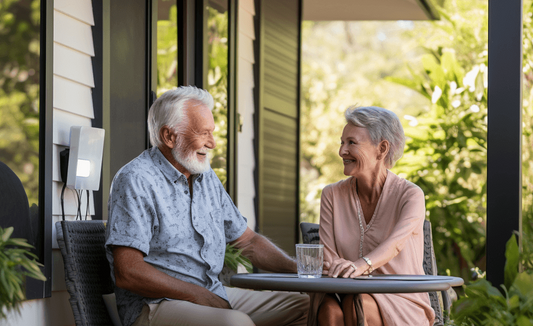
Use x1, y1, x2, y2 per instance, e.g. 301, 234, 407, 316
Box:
105, 147, 248, 326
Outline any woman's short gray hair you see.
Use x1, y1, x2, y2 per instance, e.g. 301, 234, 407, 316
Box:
147, 86, 214, 147
344, 106, 406, 168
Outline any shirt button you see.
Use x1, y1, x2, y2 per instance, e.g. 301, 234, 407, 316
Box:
184, 190, 189, 194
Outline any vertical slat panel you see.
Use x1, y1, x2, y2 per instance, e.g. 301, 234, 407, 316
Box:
256, 0, 301, 255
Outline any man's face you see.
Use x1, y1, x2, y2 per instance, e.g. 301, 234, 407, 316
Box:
172, 101, 217, 175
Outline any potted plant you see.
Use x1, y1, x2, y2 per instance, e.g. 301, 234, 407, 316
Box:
0, 227, 46, 319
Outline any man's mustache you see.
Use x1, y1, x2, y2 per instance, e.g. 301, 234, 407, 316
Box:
196, 147, 211, 155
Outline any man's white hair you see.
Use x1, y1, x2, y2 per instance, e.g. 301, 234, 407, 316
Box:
344, 106, 406, 168
147, 86, 214, 147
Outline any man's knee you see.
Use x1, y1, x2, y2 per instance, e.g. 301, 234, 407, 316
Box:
292, 292, 310, 306
220, 309, 255, 326
290, 293, 310, 316
282, 293, 309, 325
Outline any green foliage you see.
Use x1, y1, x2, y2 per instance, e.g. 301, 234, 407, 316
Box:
384, 0, 489, 279
224, 244, 253, 273
206, 6, 228, 186
156, 4, 228, 186
451, 235, 533, 326
0, 0, 41, 206
156, 2, 178, 95
389, 49, 487, 278
0, 227, 46, 320
522, 0, 533, 274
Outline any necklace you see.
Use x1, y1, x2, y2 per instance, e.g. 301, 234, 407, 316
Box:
354, 194, 365, 258
353, 179, 381, 258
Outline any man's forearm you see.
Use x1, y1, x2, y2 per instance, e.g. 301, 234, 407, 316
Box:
113, 246, 231, 309
234, 229, 297, 273
116, 257, 200, 299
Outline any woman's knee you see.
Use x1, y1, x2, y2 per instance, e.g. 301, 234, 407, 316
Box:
361, 294, 383, 326
318, 294, 343, 325
341, 294, 354, 311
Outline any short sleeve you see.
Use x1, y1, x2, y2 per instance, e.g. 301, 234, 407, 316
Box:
319, 185, 340, 263
105, 170, 156, 256
219, 183, 248, 243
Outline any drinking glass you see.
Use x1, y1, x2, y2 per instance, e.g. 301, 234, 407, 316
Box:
295, 244, 324, 278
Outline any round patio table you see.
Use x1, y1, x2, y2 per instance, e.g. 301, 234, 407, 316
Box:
230, 273, 464, 294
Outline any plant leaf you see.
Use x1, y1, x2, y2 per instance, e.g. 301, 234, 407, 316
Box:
1, 227, 14, 242
504, 234, 519, 289
511, 272, 533, 298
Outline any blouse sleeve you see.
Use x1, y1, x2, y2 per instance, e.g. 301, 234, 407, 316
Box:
319, 185, 340, 264
364, 185, 426, 270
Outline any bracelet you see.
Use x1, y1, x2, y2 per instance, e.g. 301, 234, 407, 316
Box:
362, 256, 373, 274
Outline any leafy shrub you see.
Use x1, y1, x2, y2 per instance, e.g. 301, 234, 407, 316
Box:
450, 235, 533, 325
0, 227, 46, 319
389, 49, 487, 279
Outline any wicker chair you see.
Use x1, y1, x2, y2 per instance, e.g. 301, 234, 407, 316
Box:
56, 220, 116, 326
300, 220, 453, 326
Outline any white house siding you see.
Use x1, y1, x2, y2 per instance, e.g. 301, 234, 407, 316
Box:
51, 0, 96, 240
237, 0, 257, 231
0, 1, 95, 325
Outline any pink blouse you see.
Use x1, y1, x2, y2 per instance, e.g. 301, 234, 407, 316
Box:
308, 170, 435, 326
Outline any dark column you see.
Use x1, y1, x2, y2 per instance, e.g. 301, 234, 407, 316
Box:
108, 0, 149, 177
486, 0, 522, 287
91, 0, 104, 220
40, 0, 54, 298
227, 0, 238, 202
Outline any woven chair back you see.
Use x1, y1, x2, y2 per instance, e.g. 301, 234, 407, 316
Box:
56, 220, 115, 326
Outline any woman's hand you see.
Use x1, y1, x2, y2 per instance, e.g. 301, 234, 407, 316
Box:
323, 258, 362, 278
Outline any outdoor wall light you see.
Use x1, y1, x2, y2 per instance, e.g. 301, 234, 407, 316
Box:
66, 126, 105, 191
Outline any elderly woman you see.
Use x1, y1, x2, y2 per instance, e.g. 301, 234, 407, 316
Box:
308, 106, 435, 326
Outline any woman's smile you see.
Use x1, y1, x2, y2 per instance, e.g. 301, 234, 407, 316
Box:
342, 158, 356, 165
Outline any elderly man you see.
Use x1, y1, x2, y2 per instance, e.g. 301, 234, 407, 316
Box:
105, 86, 309, 326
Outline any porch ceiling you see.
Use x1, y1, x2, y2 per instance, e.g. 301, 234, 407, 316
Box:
302, 0, 440, 21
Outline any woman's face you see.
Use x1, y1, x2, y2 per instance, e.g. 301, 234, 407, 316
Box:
339, 123, 381, 177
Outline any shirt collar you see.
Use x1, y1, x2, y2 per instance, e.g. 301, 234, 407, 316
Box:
150, 147, 206, 183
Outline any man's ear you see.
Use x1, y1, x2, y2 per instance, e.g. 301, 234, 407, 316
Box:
377, 140, 390, 161
159, 126, 177, 149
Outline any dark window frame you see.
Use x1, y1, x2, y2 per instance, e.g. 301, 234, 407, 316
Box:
0, 0, 53, 299
29, 0, 54, 299
182, 0, 239, 200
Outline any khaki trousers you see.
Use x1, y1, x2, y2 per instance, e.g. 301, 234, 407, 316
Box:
132, 287, 309, 326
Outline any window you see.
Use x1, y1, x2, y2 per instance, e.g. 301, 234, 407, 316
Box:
0, 0, 51, 298
205, 0, 229, 187
154, 0, 232, 189
0, 0, 41, 214
156, 0, 178, 96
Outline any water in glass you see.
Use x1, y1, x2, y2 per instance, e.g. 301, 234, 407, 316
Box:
296, 244, 324, 278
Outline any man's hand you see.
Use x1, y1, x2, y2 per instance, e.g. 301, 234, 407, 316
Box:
230, 227, 296, 273
193, 288, 232, 309
113, 246, 231, 309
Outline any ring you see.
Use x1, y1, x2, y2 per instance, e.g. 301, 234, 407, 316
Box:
350, 263, 357, 271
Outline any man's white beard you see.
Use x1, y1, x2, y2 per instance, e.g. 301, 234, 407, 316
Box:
172, 144, 211, 175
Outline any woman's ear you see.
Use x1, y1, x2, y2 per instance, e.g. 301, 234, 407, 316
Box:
377, 140, 390, 161
159, 126, 177, 150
